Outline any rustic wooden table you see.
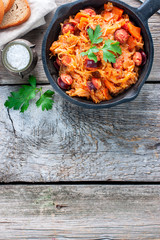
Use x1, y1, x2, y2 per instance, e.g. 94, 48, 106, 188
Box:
0, 0, 160, 239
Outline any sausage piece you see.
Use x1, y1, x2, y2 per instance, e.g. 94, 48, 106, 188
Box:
113, 58, 123, 69
140, 51, 147, 65
87, 81, 97, 91
61, 73, 73, 85
133, 52, 142, 66
92, 78, 102, 90
61, 55, 71, 66
114, 29, 129, 44
83, 8, 96, 16
57, 77, 70, 90
62, 23, 75, 34
86, 59, 98, 69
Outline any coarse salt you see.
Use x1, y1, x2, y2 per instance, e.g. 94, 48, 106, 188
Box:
6, 44, 30, 71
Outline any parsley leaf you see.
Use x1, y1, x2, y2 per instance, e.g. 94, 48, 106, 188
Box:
87, 27, 94, 42
36, 90, 54, 111
81, 46, 99, 62
87, 25, 103, 44
102, 40, 122, 54
81, 25, 122, 63
81, 25, 103, 62
4, 76, 55, 113
88, 52, 98, 63
29, 75, 36, 88
102, 39, 122, 63
5, 76, 37, 113
102, 49, 116, 63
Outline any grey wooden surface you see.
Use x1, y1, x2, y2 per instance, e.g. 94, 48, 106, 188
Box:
0, 84, 160, 182
0, 1, 160, 239
0, 185, 160, 240
0, 0, 160, 182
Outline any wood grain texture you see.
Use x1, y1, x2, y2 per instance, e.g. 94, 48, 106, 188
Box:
0, 185, 160, 240
0, 0, 159, 84
0, 84, 159, 182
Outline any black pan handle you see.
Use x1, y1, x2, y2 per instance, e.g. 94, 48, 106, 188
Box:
137, 0, 160, 21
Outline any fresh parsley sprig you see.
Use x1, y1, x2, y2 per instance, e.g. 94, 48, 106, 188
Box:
36, 89, 55, 111
81, 25, 122, 63
102, 39, 122, 63
81, 46, 99, 63
4, 76, 54, 113
87, 25, 103, 45
81, 25, 103, 62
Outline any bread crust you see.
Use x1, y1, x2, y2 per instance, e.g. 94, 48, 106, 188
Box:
4, 0, 15, 13
0, 0, 31, 29
0, 0, 4, 24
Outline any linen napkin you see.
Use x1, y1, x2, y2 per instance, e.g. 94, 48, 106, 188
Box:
0, 0, 57, 48
139, 0, 160, 14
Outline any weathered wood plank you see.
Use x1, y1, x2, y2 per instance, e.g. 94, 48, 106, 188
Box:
0, 0, 159, 84
0, 185, 160, 240
0, 84, 159, 182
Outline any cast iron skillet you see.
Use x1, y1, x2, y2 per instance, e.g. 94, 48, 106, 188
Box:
42, 0, 160, 109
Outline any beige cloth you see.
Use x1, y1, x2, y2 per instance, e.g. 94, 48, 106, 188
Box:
0, 0, 57, 48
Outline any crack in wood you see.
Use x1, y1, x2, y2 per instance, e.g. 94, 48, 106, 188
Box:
7, 109, 17, 137
55, 204, 68, 210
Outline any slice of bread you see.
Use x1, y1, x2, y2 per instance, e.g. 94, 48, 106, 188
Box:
0, 0, 4, 24
3, 0, 15, 13
0, 0, 31, 29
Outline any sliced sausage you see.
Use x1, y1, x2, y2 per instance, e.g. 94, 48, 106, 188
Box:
61, 55, 72, 66
114, 29, 129, 44
113, 58, 123, 69
83, 8, 96, 16
86, 59, 98, 69
85, 56, 101, 69
57, 77, 70, 90
92, 78, 102, 90
61, 73, 73, 85
87, 81, 97, 91
140, 51, 147, 65
133, 52, 142, 66
62, 23, 75, 34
